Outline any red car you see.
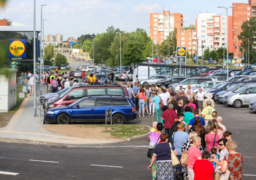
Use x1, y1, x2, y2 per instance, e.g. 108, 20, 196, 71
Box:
47, 85, 129, 110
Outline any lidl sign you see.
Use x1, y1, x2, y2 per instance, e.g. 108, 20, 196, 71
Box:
177, 47, 186, 57
8, 39, 26, 58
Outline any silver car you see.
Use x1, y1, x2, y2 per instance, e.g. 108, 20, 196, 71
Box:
73, 70, 81, 78
249, 98, 256, 112
140, 75, 168, 86
215, 83, 244, 103
193, 81, 224, 93
223, 84, 256, 108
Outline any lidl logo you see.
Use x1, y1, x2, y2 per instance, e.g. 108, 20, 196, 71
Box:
177, 47, 186, 57
8, 39, 26, 58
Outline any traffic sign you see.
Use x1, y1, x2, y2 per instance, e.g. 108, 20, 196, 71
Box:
177, 47, 186, 57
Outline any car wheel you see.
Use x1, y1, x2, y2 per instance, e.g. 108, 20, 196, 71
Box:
233, 100, 242, 108
57, 113, 70, 124
112, 114, 125, 124
143, 82, 148, 86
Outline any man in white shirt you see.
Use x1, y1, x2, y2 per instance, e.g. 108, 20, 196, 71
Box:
230, 71, 235, 77
159, 88, 170, 111
185, 84, 192, 98
196, 88, 205, 113
28, 72, 32, 78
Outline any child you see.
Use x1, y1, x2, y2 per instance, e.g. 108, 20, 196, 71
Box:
150, 122, 158, 132
210, 147, 219, 172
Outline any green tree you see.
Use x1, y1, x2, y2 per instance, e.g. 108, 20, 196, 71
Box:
145, 40, 156, 58
44, 44, 55, 59
83, 40, 92, 52
183, 25, 195, 30
216, 47, 227, 60
77, 34, 95, 44
203, 48, 210, 60
238, 18, 256, 62
210, 50, 217, 60
122, 42, 143, 67
54, 53, 69, 68
73, 44, 81, 49
44, 55, 54, 66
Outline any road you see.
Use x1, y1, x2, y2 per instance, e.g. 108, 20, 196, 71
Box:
0, 103, 256, 179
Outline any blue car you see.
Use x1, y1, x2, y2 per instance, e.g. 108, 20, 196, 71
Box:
44, 96, 137, 124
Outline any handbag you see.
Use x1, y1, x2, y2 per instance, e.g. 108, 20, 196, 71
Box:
169, 142, 180, 167
180, 151, 188, 166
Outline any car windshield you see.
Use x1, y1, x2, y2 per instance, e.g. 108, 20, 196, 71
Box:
166, 78, 172, 81
59, 88, 72, 98
198, 81, 208, 88
233, 86, 247, 93
213, 83, 224, 89
180, 79, 190, 84
226, 84, 239, 91
149, 76, 156, 79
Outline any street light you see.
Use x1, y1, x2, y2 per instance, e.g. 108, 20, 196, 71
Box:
117, 32, 122, 73
218, 6, 236, 79
242, 36, 253, 67
175, 20, 183, 75
148, 27, 154, 62
41, 4, 46, 58
42, 19, 46, 58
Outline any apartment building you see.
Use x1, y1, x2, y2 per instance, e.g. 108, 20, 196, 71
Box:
180, 28, 197, 55
44, 34, 63, 43
196, 13, 233, 57
0, 19, 7, 26
233, 0, 256, 57
150, 11, 183, 45
56, 34, 63, 42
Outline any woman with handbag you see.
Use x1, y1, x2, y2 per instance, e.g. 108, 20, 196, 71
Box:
205, 125, 219, 152
188, 136, 202, 180
220, 140, 243, 180
148, 133, 178, 180
147, 123, 163, 180
181, 132, 204, 180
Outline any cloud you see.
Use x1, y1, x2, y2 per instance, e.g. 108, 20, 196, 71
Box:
171, 4, 177, 9
132, 3, 161, 13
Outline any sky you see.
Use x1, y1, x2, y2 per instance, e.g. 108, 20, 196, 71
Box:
0, 0, 249, 40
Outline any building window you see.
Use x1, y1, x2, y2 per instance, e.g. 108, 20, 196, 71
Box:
207, 24, 213, 27
248, 17, 250, 20
189, 42, 191, 45
154, 27, 157, 30
201, 30, 206, 33
189, 33, 191, 35
201, 25, 206, 28
154, 19, 157, 22
189, 37, 191, 40
248, 12, 250, 16
201, 35, 206, 38
215, 33, 219, 35
154, 23, 157, 26
181, 37, 185, 40
189, 47, 191, 49
181, 42, 185, 45
154, 36, 157, 38
154, 40, 157, 42
248, 7, 250, 10
222, 23, 226, 25
215, 23, 219, 26
153, 31, 157, 34
161, 40, 164, 43
207, 30, 213, 33
207, 19, 213, 22
154, 15, 158, 17
181, 33, 185, 35
201, 20, 205, 23
161, 36, 163, 38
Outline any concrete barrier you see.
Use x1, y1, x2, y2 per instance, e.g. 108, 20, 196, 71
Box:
19, 92, 26, 98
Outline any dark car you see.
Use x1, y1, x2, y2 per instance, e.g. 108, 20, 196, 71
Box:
47, 85, 129, 110
156, 77, 185, 88
205, 82, 236, 98
44, 96, 137, 124
244, 67, 255, 71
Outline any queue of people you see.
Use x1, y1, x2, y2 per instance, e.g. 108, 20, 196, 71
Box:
146, 84, 243, 180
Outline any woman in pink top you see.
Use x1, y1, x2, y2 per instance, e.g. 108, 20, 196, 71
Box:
188, 136, 202, 180
188, 98, 197, 112
205, 125, 219, 152
138, 88, 146, 117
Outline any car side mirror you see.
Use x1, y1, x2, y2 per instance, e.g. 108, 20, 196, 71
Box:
76, 105, 80, 108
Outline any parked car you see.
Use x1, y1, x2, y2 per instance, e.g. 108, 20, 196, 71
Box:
204, 82, 236, 98
192, 81, 224, 93
226, 75, 246, 83
156, 77, 186, 88
40, 88, 71, 104
170, 77, 214, 92
249, 98, 256, 112
95, 73, 109, 83
120, 71, 133, 81
139, 75, 168, 86
44, 96, 137, 124
46, 85, 129, 110
236, 76, 256, 82
214, 83, 244, 103
223, 84, 256, 108
72, 70, 82, 78
60, 65, 66, 70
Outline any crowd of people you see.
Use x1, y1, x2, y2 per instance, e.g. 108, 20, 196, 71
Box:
146, 85, 243, 180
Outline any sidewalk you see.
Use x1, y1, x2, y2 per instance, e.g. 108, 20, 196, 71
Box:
0, 95, 122, 145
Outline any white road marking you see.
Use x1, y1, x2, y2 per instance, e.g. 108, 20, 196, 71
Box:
0, 171, 19, 176
244, 174, 256, 176
29, 159, 59, 164
90, 164, 123, 168
68, 145, 148, 148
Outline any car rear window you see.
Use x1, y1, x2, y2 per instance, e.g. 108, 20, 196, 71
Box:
96, 99, 112, 106
107, 88, 124, 96
79, 99, 95, 107
112, 99, 130, 106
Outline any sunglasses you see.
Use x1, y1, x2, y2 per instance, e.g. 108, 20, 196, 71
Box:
218, 144, 223, 146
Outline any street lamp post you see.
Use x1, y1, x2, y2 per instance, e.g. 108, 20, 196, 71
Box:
175, 20, 183, 75
148, 27, 154, 62
218, 6, 236, 79
41, 4, 46, 58
93, 38, 95, 66
33, 0, 37, 117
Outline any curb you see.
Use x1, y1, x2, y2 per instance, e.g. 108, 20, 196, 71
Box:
0, 125, 152, 147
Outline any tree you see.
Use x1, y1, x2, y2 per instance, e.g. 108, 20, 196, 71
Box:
216, 47, 227, 60
77, 34, 95, 44
44, 44, 55, 59
122, 42, 143, 67
210, 50, 217, 60
203, 48, 210, 60
54, 53, 69, 68
83, 40, 92, 52
44, 55, 54, 66
183, 25, 195, 30
238, 18, 256, 59
145, 40, 156, 58
0, 0, 8, 7
73, 44, 81, 49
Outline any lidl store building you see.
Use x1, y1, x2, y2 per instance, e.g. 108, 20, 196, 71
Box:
0, 26, 40, 72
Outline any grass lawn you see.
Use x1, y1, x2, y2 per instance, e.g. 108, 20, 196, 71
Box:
0, 85, 25, 128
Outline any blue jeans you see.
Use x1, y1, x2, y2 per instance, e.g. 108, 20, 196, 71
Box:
146, 100, 149, 111
139, 99, 145, 115
176, 155, 182, 172
165, 128, 172, 142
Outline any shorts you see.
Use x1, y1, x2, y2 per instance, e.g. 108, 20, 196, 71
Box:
29, 85, 34, 90
198, 101, 203, 110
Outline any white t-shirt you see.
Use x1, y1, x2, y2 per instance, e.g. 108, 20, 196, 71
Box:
159, 93, 169, 106
165, 92, 170, 98
196, 92, 205, 101
28, 77, 34, 85
28, 73, 32, 77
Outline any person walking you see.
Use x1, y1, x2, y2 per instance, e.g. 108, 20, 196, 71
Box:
201, 101, 216, 127
188, 136, 202, 180
205, 125, 219, 152
193, 151, 214, 180
189, 109, 205, 129
147, 123, 163, 180
109, 71, 115, 83
184, 106, 194, 129
181, 132, 204, 180
191, 117, 206, 149
185, 84, 193, 99
28, 75, 34, 96
188, 98, 197, 112
162, 104, 177, 142
148, 133, 177, 180
159, 87, 169, 111
177, 91, 189, 104
149, 88, 156, 115
150, 92, 161, 122
138, 88, 146, 117
55, 67, 58, 73
52, 77, 58, 92
124, 72, 128, 83
132, 83, 140, 111
217, 116, 226, 132
172, 123, 189, 174
64, 78, 70, 88
220, 140, 243, 180
196, 88, 205, 114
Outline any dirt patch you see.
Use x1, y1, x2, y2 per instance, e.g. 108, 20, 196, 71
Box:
0, 112, 15, 128
43, 124, 150, 140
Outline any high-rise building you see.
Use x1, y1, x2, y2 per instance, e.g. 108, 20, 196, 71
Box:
180, 29, 197, 55
44, 34, 63, 43
56, 34, 63, 42
195, 13, 233, 57
232, 0, 256, 58
150, 11, 183, 45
